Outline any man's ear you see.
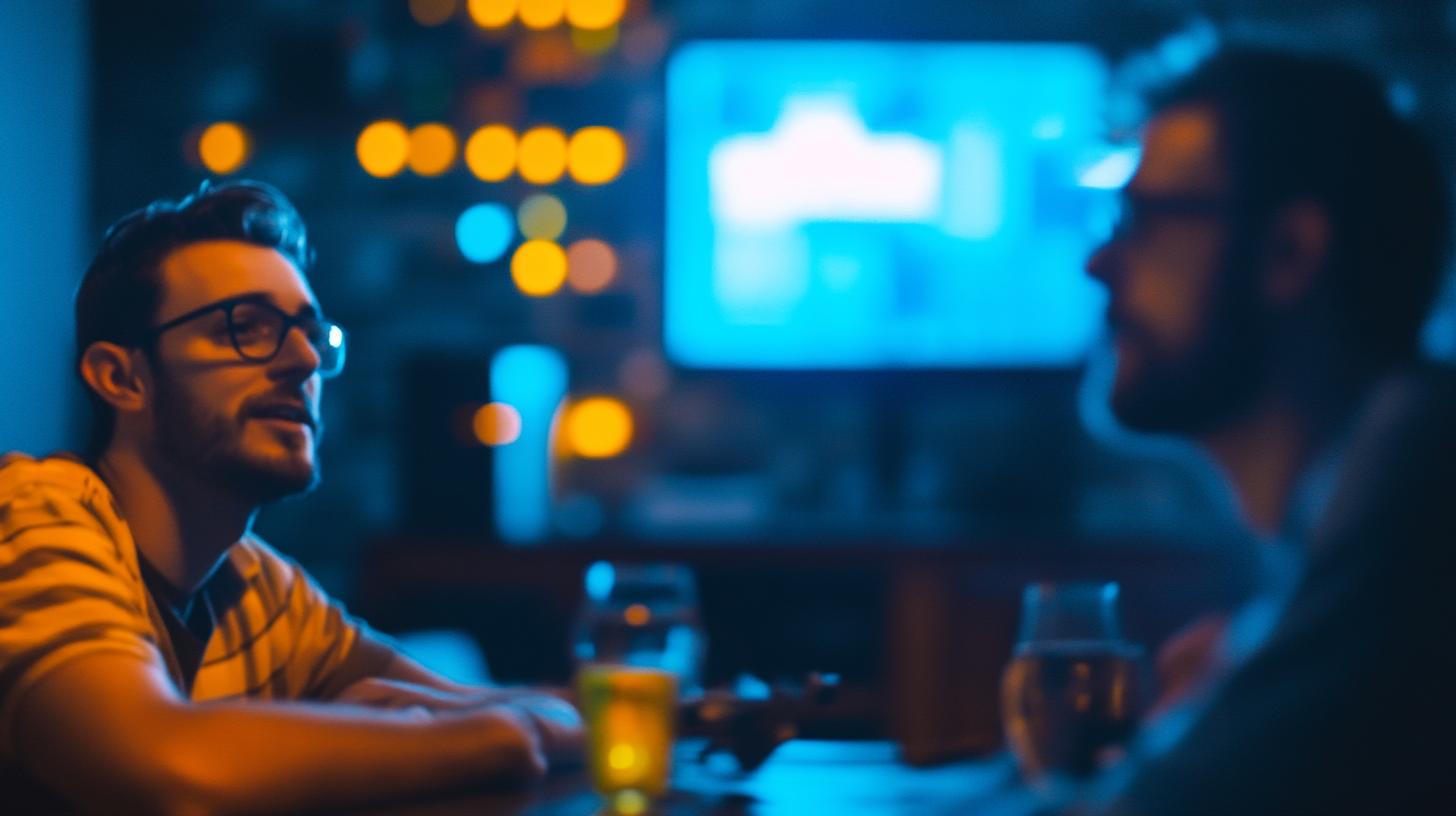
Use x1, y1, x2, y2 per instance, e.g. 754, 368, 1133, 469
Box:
1261, 199, 1331, 306
79, 342, 148, 414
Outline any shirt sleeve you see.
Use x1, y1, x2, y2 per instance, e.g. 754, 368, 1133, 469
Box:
0, 473, 160, 759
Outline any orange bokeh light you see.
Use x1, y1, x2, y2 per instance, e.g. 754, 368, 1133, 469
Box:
518, 0, 566, 29
565, 0, 625, 30
517, 126, 569, 184
623, 603, 652, 626
511, 240, 569, 296
566, 238, 618, 293
198, 122, 251, 174
408, 123, 458, 176
464, 124, 517, 182
357, 120, 410, 178
567, 126, 626, 184
467, 0, 516, 28
563, 396, 633, 458
473, 402, 523, 446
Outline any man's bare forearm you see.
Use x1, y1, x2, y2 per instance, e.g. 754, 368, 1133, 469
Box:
175, 702, 541, 814
119, 700, 543, 815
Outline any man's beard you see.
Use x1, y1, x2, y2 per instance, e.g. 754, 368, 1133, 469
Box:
150, 365, 321, 505
1110, 262, 1268, 435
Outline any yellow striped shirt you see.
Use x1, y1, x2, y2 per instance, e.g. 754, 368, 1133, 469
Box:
0, 452, 396, 767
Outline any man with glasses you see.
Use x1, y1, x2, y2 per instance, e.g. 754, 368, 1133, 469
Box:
0, 181, 581, 813
1061, 48, 1453, 813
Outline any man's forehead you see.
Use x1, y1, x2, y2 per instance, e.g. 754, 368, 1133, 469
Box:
157, 239, 317, 313
1127, 104, 1229, 195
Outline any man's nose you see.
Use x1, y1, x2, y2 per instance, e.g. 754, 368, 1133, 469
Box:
274, 325, 322, 378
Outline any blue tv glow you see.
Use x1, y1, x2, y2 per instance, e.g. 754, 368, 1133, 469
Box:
665, 41, 1126, 369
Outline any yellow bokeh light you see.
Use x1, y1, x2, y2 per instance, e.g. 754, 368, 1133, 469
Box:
464, 125, 517, 182
565, 0, 625, 29
357, 120, 410, 178
518, 0, 566, 29
564, 396, 633, 458
511, 240, 568, 297
608, 744, 637, 771
517, 126, 569, 184
517, 193, 567, 240
566, 238, 617, 293
467, 0, 516, 28
473, 402, 523, 446
567, 126, 625, 185
407, 123, 458, 176
198, 122, 251, 175
409, 0, 458, 26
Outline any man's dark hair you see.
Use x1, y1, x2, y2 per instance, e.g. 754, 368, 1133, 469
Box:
75, 179, 313, 459
1152, 47, 1451, 378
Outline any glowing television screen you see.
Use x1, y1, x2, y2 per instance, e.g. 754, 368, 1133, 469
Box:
665, 41, 1125, 369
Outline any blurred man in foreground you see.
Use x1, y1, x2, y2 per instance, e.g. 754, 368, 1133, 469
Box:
0, 181, 582, 813
1078, 48, 1453, 812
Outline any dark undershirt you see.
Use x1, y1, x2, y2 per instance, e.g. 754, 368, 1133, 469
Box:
135, 554, 217, 693
135, 549, 399, 699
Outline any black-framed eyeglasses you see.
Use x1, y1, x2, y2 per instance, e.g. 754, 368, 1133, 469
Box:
146, 295, 347, 378
1110, 192, 1232, 242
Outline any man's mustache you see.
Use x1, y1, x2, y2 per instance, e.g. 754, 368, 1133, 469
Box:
241, 393, 320, 431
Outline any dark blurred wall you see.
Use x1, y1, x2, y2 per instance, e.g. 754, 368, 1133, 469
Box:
79, 1, 1456, 577
0, 2, 88, 455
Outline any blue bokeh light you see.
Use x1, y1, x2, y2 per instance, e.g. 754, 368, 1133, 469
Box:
455, 203, 514, 264
491, 345, 568, 544
584, 560, 615, 602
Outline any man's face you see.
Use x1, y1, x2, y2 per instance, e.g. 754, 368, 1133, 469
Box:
145, 239, 325, 504
1085, 104, 1265, 434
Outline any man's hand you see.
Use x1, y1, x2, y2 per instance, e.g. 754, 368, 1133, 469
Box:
1148, 613, 1230, 718
337, 677, 584, 766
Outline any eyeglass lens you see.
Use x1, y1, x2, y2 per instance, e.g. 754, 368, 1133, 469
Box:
228, 302, 345, 376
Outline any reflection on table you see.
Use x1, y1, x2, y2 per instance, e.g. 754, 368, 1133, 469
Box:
351, 739, 1042, 815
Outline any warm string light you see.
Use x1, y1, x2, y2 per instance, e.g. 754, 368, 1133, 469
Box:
562, 396, 634, 458
517, 126, 569, 184
407, 123, 458, 176
518, 0, 567, 29
465, 124, 517, 181
511, 240, 569, 296
465, 0, 625, 34
357, 120, 410, 178
567, 126, 626, 184
467, 0, 516, 28
362, 121, 623, 184
565, 0, 625, 29
197, 122, 251, 174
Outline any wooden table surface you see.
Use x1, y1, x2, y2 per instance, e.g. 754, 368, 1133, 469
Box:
353, 740, 1043, 815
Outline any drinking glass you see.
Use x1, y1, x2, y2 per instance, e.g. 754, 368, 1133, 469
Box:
1001, 582, 1144, 795
572, 563, 705, 807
